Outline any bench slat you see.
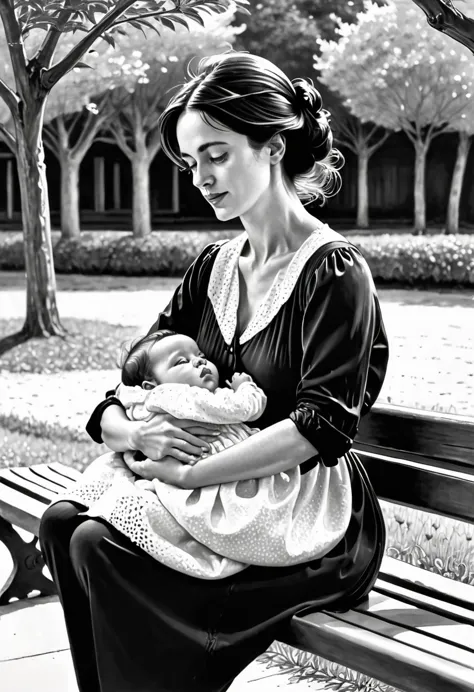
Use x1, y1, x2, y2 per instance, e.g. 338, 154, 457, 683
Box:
356, 590, 474, 657
7, 466, 73, 495
47, 462, 83, 483
0, 470, 59, 504
289, 606, 474, 692
380, 556, 474, 612
23, 465, 76, 491
358, 451, 474, 524
358, 404, 474, 471
374, 578, 474, 629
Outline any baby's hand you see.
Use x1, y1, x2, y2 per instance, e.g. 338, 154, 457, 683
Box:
230, 372, 253, 391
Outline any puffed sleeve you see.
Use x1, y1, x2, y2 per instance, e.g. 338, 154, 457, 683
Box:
85, 242, 223, 443
289, 245, 389, 467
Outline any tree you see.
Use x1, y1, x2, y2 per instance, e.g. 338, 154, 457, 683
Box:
43, 38, 147, 239
97, 12, 240, 237
410, 0, 474, 232
0, 0, 248, 355
315, 0, 474, 234
323, 99, 391, 229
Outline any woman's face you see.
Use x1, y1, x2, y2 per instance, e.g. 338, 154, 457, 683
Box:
176, 109, 273, 222
146, 334, 219, 392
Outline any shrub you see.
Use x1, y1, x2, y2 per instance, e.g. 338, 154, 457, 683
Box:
1, 230, 473, 285
350, 233, 474, 286
0, 230, 240, 276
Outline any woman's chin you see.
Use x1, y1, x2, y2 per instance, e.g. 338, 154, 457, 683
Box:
213, 206, 237, 222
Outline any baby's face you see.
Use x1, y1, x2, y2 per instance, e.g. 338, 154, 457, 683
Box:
147, 334, 219, 392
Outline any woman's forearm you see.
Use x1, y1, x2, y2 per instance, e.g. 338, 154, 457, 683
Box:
185, 419, 318, 488
101, 404, 141, 453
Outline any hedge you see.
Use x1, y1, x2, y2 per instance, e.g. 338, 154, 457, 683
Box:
1, 230, 473, 285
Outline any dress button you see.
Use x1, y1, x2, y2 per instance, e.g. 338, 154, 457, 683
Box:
229, 347, 233, 354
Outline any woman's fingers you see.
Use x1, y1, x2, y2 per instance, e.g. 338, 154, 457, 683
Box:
168, 448, 201, 465
172, 435, 207, 456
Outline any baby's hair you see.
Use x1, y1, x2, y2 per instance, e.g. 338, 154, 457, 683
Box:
159, 51, 344, 205
119, 330, 177, 387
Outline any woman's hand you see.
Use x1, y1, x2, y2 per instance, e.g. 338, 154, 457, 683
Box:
124, 451, 191, 488
128, 413, 219, 463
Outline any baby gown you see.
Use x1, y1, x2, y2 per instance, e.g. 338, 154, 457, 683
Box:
57, 376, 352, 579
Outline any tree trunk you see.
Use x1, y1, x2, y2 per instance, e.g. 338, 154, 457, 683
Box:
356, 148, 369, 228
7, 98, 65, 346
131, 154, 152, 238
413, 139, 428, 235
446, 131, 471, 235
60, 154, 81, 239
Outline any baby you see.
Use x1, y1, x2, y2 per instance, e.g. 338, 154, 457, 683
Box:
116, 329, 266, 477
59, 330, 351, 580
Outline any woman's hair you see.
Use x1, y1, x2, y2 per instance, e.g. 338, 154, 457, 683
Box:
159, 51, 344, 205
119, 330, 177, 386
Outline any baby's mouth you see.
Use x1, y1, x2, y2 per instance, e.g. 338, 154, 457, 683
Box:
200, 367, 212, 378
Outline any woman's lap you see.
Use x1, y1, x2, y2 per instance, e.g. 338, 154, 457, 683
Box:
38, 451, 384, 691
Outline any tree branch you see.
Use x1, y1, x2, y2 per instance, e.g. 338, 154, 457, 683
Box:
108, 116, 134, 159
0, 76, 19, 117
34, 8, 74, 69
41, 2, 199, 91
147, 125, 162, 160
40, 0, 140, 91
42, 122, 60, 158
0, 121, 16, 153
71, 108, 111, 161
411, 0, 474, 54
0, 0, 29, 95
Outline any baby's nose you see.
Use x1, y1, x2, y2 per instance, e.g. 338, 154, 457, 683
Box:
193, 355, 206, 367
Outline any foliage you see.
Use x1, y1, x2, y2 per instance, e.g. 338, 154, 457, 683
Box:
314, 1, 474, 137
257, 641, 399, 692
102, 9, 241, 145
1, 230, 473, 284
382, 502, 474, 585
350, 233, 474, 285
0, 230, 240, 275
234, 0, 387, 78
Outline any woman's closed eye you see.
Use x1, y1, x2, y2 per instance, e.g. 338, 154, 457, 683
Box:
180, 153, 228, 174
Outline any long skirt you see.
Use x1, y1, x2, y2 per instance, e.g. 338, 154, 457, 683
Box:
38, 451, 386, 692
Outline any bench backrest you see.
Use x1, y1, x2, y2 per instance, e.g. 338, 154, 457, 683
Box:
355, 403, 474, 525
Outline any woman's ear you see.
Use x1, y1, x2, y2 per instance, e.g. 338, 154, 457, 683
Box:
142, 380, 157, 390
268, 134, 286, 166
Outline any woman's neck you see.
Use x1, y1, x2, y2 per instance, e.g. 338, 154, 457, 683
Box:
239, 174, 318, 265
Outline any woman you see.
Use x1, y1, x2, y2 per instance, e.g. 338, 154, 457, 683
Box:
39, 52, 389, 692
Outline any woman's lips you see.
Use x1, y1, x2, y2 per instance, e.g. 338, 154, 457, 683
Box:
206, 192, 228, 206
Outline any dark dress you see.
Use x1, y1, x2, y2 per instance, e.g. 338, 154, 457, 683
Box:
39, 230, 388, 692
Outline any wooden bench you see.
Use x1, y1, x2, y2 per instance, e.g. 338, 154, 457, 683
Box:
1, 403, 473, 692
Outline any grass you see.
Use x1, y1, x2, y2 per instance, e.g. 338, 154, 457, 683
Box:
0, 426, 107, 473
0, 318, 135, 373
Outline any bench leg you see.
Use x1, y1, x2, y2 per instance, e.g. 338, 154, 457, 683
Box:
0, 516, 56, 605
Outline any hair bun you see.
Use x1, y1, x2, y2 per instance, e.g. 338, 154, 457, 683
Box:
292, 78, 323, 115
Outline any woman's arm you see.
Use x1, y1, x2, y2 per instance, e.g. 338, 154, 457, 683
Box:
182, 418, 316, 487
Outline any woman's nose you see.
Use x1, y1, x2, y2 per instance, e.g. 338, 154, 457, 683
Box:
194, 164, 213, 189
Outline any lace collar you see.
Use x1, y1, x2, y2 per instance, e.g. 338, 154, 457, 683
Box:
207, 222, 346, 345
